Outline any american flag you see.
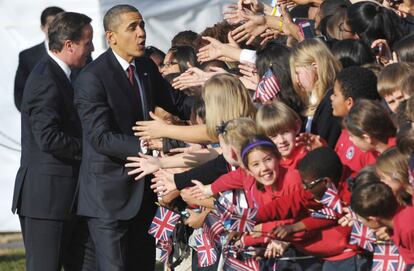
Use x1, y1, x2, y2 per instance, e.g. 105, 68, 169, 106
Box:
254, 68, 282, 103
148, 206, 180, 241
227, 206, 257, 232
224, 256, 259, 271
310, 207, 337, 220
349, 221, 376, 252
320, 184, 343, 214
203, 212, 225, 245
195, 232, 218, 267
156, 238, 172, 263
372, 243, 406, 271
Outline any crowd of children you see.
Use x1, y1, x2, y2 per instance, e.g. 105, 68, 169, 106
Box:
126, 0, 414, 270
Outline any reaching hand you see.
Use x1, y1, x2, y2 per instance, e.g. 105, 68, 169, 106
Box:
169, 143, 203, 153
125, 152, 161, 180
264, 240, 289, 258
150, 169, 176, 196
187, 180, 213, 200
232, 13, 268, 45
133, 111, 168, 140
184, 209, 208, 228
295, 132, 326, 151
197, 34, 240, 63
272, 224, 294, 240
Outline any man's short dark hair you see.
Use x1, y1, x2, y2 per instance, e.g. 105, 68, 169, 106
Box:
41, 6, 64, 26
48, 12, 92, 52
103, 5, 139, 32
351, 182, 398, 219
298, 147, 343, 185
336, 66, 380, 101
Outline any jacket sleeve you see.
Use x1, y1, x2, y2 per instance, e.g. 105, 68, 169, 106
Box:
174, 155, 228, 190
27, 75, 81, 160
14, 52, 30, 112
74, 71, 140, 159
210, 169, 245, 194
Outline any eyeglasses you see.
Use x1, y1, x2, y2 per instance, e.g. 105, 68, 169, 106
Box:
302, 177, 326, 190
338, 22, 354, 34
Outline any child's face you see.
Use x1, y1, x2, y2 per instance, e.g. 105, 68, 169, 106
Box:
376, 169, 404, 198
301, 175, 327, 200
331, 80, 352, 117
357, 214, 382, 230
384, 90, 405, 113
219, 136, 239, 167
294, 65, 317, 93
269, 129, 296, 158
246, 149, 279, 187
348, 132, 373, 152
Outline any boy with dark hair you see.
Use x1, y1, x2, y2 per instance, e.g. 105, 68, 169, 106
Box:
351, 182, 414, 266
330, 66, 381, 177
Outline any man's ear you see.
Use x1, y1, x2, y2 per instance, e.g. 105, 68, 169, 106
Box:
105, 31, 116, 45
64, 40, 74, 53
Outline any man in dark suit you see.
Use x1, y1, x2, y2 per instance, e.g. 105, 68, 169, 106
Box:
12, 12, 95, 271
13, 6, 64, 112
74, 4, 190, 271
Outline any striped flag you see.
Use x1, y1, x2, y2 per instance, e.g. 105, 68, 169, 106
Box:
310, 207, 337, 220
203, 212, 225, 245
227, 206, 257, 232
254, 68, 282, 103
156, 238, 172, 263
148, 206, 180, 241
224, 256, 259, 271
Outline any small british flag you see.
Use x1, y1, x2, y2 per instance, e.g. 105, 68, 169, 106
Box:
148, 206, 180, 241
320, 183, 343, 214
372, 243, 406, 271
310, 207, 337, 220
203, 212, 225, 245
195, 232, 218, 267
156, 238, 172, 263
254, 68, 282, 103
224, 255, 259, 271
349, 221, 376, 252
227, 206, 257, 232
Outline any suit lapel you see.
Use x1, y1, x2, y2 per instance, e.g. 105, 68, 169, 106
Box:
134, 58, 153, 120
47, 56, 73, 99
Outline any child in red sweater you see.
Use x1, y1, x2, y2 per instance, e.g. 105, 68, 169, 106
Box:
351, 182, 414, 267
256, 100, 308, 170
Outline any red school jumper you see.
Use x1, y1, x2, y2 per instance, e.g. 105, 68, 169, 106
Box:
392, 206, 414, 264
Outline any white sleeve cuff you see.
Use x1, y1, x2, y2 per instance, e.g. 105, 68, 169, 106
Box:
239, 49, 257, 64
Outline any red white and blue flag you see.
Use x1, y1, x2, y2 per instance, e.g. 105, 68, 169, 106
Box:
372, 243, 406, 271
148, 206, 180, 241
227, 206, 257, 232
224, 256, 259, 271
203, 212, 225, 245
254, 68, 282, 103
310, 207, 337, 220
215, 195, 236, 222
195, 232, 218, 267
349, 221, 376, 252
320, 184, 343, 214
156, 238, 172, 263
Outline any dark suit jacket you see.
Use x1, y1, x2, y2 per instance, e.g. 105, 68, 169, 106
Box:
311, 89, 342, 148
14, 42, 47, 112
12, 55, 82, 220
74, 49, 190, 220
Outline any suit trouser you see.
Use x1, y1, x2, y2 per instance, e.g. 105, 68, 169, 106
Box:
87, 186, 157, 271
19, 215, 95, 271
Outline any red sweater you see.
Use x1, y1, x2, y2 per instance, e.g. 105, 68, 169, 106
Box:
256, 185, 359, 261
392, 206, 414, 264
280, 145, 308, 170
335, 129, 376, 178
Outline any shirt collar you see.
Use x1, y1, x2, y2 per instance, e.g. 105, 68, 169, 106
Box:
47, 50, 71, 80
112, 50, 135, 72
44, 40, 49, 51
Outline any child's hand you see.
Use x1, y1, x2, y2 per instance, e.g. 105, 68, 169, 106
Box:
338, 207, 356, 227
150, 170, 176, 196
374, 226, 392, 241
272, 224, 294, 239
264, 240, 289, 258
184, 209, 208, 228
180, 188, 200, 206
295, 132, 326, 151
250, 223, 263, 237
188, 180, 213, 199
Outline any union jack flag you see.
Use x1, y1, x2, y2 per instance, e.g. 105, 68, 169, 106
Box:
203, 212, 225, 245
372, 243, 406, 271
310, 207, 337, 220
156, 238, 172, 263
227, 206, 257, 232
215, 195, 236, 222
320, 184, 343, 214
224, 256, 259, 271
195, 232, 218, 267
254, 68, 282, 103
148, 206, 180, 241
349, 221, 376, 252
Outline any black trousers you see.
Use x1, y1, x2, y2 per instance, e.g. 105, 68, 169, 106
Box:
87, 188, 157, 271
19, 215, 95, 271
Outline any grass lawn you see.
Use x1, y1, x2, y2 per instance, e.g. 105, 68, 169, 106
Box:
0, 248, 25, 271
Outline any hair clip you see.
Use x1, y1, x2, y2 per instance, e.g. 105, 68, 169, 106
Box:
216, 121, 228, 135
